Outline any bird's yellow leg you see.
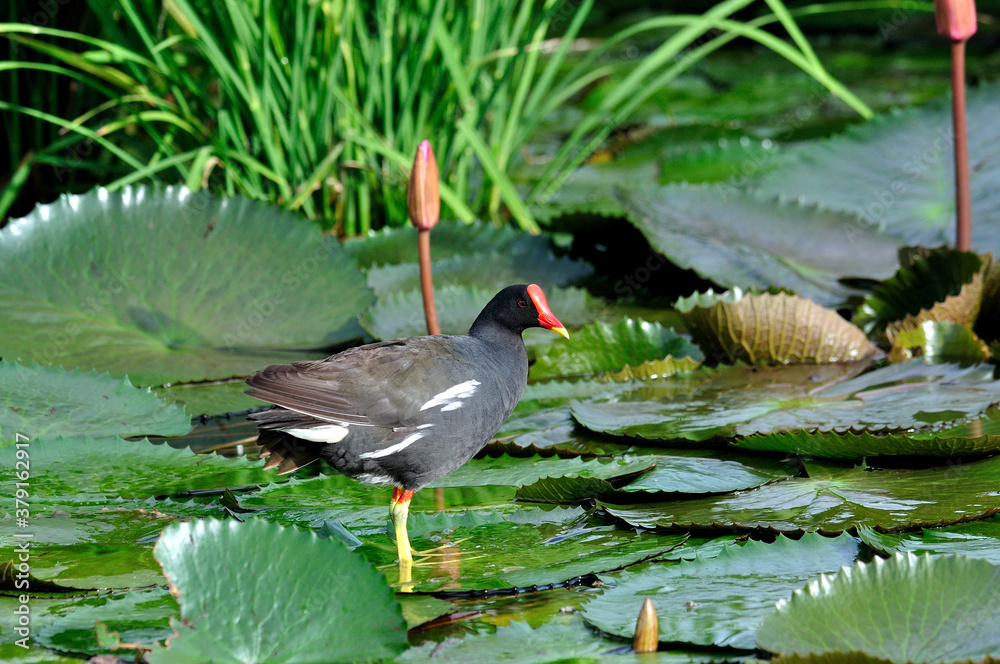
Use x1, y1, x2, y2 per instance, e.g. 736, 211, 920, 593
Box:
390, 487, 415, 565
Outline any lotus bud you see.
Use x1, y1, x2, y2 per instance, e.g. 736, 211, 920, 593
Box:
934, 0, 977, 41
408, 140, 440, 231
632, 598, 659, 653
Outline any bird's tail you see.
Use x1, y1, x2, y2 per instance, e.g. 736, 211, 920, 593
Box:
254, 429, 323, 475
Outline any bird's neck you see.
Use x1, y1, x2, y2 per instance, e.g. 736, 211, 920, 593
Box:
469, 320, 530, 386
469, 318, 526, 353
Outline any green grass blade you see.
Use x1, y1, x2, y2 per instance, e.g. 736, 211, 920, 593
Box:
457, 117, 538, 233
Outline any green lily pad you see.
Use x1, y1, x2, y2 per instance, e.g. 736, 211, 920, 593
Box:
429, 455, 655, 489
675, 289, 876, 365
891, 321, 990, 365
492, 406, 632, 458
485, 429, 595, 459
359, 284, 599, 341
0, 186, 370, 385
754, 82, 1000, 251
858, 518, 1000, 566
154, 380, 262, 417
854, 249, 983, 338
617, 184, 901, 307
581, 533, 859, 650
571, 360, 1000, 441
516, 451, 793, 503
375, 510, 688, 591
520, 377, 639, 403
348, 221, 593, 300
600, 356, 704, 382
924, 408, 1000, 438
0, 504, 172, 549
399, 620, 614, 663
734, 427, 1000, 459
756, 554, 1000, 663
515, 475, 629, 503
600, 457, 1000, 534
0, 436, 276, 504
0, 560, 89, 596
36, 587, 177, 655
0, 361, 192, 444
351, 221, 595, 299
396, 595, 454, 630
344, 221, 538, 269
530, 318, 702, 380
149, 519, 407, 664
366, 249, 592, 298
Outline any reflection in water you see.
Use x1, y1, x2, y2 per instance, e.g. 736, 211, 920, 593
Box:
395, 535, 463, 593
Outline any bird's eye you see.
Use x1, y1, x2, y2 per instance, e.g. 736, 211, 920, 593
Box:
517, 299, 528, 308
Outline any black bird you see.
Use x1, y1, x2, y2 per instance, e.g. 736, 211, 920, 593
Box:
245, 284, 569, 563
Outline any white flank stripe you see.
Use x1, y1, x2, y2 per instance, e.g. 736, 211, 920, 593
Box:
357, 473, 394, 486
420, 379, 481, 411
282, 424, 349, 443
359, 432, 424, 459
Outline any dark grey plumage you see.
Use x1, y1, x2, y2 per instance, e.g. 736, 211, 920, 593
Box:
245, 284, 564, 490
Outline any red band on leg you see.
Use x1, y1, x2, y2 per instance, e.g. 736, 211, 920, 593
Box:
391, 487, 415, 506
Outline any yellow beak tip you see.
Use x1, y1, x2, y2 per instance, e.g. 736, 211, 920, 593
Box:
552, 326, 570, 340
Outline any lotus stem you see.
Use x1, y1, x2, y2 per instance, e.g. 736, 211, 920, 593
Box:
408, 140, 442, 336
950, 40, 971, 252
418, 229, 441, 335
934, 0, 976, 251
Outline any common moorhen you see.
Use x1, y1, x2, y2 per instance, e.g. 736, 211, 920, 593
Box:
245, 284, 569, 563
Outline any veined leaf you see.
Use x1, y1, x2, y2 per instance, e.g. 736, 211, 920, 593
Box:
571, 360, 1000, 441
889, 321, 989, 364
675, 289, 875, 365
757, 554, 1000, 663
734, 426, 1000, 459
348, 221, 593, 297
581, 533, 859, 650
429, 455, 655, 489
0, 361, 191, 444
530, 318, 702, 380
754, 82, 1000, 251
617, 184, 901, 308
600, 456, 1000, 534
0, 186, 371, 385
854, 248, 983, 339
359, 284, 599, 341
0, 436, 275, 505
149, 519, 407, 663
857, 517, 1000, 566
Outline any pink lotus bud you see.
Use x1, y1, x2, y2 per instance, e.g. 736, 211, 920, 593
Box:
408, 140, 440, 231
934, 0, 977, 41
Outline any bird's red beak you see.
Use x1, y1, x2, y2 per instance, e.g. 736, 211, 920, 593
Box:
527, 284, 570, 339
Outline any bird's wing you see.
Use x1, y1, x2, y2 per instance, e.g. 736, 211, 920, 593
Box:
245, 336, 479, 428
